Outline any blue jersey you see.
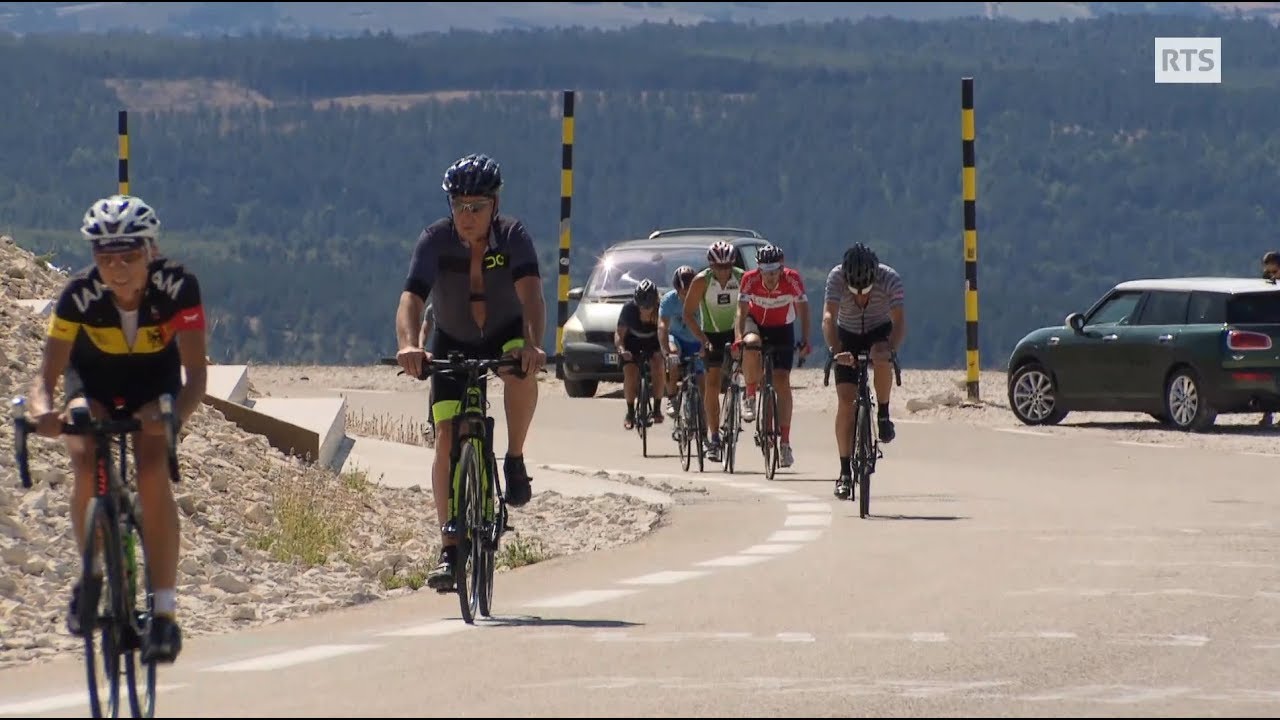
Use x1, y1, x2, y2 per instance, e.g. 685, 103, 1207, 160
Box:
660, 289, 700, 345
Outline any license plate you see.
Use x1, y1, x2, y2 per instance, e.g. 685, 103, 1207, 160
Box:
604, 352, 618, 366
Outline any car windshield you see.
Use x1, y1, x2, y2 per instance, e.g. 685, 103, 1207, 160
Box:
1227, 292, 1280, 324
585, 246, 715, 299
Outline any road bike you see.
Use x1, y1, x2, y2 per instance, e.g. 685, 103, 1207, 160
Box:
382, 352, 558, 623
12, 393, 181, 719
621, 349, 662, 458
669, 354, 705, 473
741, 341, 807, 480
824, 348, 901, 518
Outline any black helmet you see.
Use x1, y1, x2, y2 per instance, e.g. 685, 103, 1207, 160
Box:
672, 265, 696, 291
442, 153, 503, 197
756, 244, 784, 266
634, 278, 659, 308
842, 243, 879, 292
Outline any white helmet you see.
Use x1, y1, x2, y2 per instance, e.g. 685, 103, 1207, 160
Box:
707, 240, 735, 265
81, 194, 160, 249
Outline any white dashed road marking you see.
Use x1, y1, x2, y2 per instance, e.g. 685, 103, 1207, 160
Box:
202, 644, 380, 673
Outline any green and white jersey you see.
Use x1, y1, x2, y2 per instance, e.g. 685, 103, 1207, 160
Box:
696, 266, 744, 333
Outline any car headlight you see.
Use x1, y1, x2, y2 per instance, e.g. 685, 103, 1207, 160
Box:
562, 316, 586, 345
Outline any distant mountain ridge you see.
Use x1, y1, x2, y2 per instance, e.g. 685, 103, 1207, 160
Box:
1, 1, 1276, 37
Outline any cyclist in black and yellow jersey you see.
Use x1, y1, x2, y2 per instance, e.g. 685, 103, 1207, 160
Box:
29, 194, 208, 664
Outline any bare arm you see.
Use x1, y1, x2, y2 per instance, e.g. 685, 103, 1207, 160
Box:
29, 336, 73, 417
515, 276, 547, 349
682, 276, 708, 344
658, 315, 672, 356
615, 323, 629, 354
889, 306, 906, 352
175, 329, 208, 425
397, 291, 426, 352
797, 299, 811, 347
735, 298, 749, 344
823, 300, 841, 352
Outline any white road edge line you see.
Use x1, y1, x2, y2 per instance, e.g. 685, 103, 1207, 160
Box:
618, 570, 711, 586
202, 644, 380, 672
0, 685, 188, 716
520, 589, 640, 608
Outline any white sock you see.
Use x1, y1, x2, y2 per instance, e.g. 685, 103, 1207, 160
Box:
91, 555, 104, 578
154, 588, 177, 617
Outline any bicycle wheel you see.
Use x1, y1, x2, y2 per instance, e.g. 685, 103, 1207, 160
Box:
692, 382, 705, 472
856, 402, 873, 518
762, 387, 779, 481
477, 439, 497, 618
721, 386, 737, 474
122, 494, 155, 719
676, 385, 692, 472
454, 440, 482, 624
81, 497, 123, 719
637, 373, 650, 457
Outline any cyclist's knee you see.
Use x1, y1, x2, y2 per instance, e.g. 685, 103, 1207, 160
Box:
870, 342, 892, 364
835, 383, 857, 403
133, 435, 172, 487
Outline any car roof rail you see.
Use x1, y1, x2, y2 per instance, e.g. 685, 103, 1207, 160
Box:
647, 227, 764, 240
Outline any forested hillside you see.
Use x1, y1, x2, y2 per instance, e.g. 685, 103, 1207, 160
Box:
2, 14, 1279, 369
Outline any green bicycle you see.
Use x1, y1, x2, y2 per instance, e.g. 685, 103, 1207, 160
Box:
382, 352, 557, 623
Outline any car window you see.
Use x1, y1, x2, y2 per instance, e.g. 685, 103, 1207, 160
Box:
736, 243, 760, 270
584, 246, 712, 299
1085, 291, 1142, 327
1187, 292, 1226, 324
1227, 292, 1280, 324
1135, 291, 1189, 325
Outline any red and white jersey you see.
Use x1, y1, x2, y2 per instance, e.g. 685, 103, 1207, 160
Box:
740, 267, 807, 327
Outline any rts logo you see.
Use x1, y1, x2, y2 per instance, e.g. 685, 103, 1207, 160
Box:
1154, 37, 1221, 84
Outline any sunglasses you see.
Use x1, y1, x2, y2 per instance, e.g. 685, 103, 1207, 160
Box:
759, 262, 782, 273
450, 198, 494, 214
848, 284, 873, 295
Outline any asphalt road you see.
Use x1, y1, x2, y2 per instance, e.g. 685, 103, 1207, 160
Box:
3, 385, 1280, 718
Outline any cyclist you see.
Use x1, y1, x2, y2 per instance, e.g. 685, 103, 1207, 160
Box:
823, 243, 906, 500
735, 244, 811, 468
616, 279, 666, 430
682, 240, 744, 463
418, 301, 438, 448
658, 265, 703, 419
394, 153, 547, 592
29, 193, 207, 664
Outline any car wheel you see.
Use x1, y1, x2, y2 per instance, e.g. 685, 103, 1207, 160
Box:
564, 378, 598, 398
1164, 367, 1216, 432
1008, 362, 1068, 426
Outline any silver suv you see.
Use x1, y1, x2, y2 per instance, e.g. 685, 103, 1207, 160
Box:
559, 227, 769, 398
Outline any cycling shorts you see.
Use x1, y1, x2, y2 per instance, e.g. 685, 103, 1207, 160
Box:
668, 336, 705, 374
834, 322, 892, 385
428, 317, 525, 424
63, 366, 181, 417
743, 318, 797, 371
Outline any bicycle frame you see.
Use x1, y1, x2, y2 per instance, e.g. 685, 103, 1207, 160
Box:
672, 354, 705, 473
822, 348, 901, 517
380, 351, 559, 623
11, 392, 180, 719
740, 340, 807, 479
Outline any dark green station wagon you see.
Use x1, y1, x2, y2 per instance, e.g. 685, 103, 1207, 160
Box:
1006, 277, 1280, 432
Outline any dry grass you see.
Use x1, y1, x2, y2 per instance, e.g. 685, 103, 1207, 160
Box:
253, 465, 363, 566
497, 534, 551, 570
345, 408, 433, 446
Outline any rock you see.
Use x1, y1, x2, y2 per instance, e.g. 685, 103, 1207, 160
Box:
211, 573, 250, 594
905, 397, 934, 413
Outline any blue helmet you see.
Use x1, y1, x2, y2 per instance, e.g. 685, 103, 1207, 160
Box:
442, 153, 503, 197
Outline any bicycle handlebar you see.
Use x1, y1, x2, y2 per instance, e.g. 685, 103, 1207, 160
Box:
822, 348, 902, 388
379, 351, 564, 382
10, 394, 181, 490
